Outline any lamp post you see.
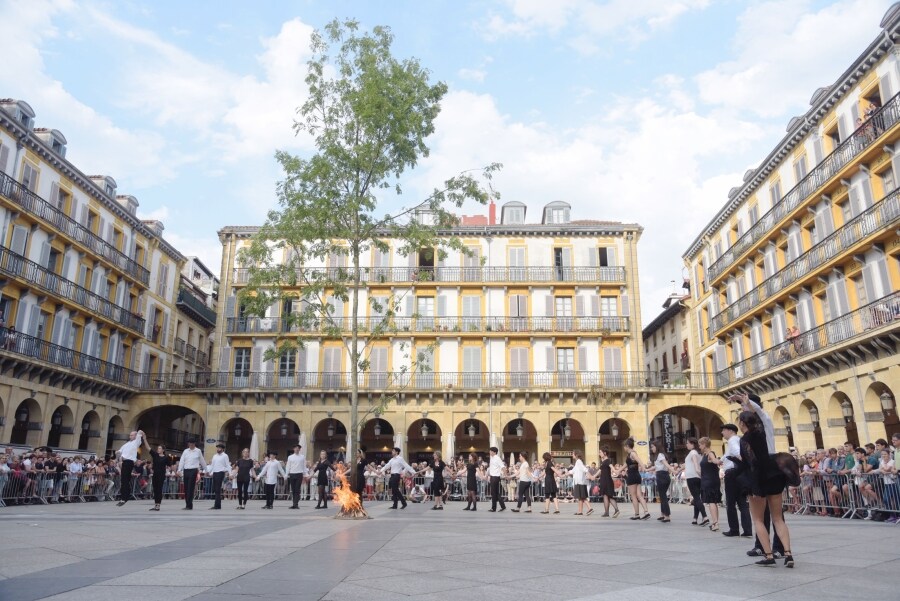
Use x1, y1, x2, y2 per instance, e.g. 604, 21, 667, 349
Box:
17, 407, 28, 423
280, 421, 288, 437
841, 400, 853, 424
611, 420, 620, 439
327, 421, 335, 438
374, 421, 382, 437
467, 422, 476, 438
234, 423, 242, 437
421, 422, 429, 439
809, 406, 819, 428
881, 391, 895, 415
516, 421, 524, 439
782, 413, 791, 433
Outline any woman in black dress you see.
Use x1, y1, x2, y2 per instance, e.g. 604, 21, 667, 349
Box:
540, 452, 562, 514
144, 438, 168, 512
735, 411, 794, 567
623, 438, 650, 520
234, 448, 254, 510
312, 451, 332, 509
461, 453, 478, 511
354, 447, 367, 507
426, 451, 446, 510
698, 437, 721, 531
597, 446, 620, 518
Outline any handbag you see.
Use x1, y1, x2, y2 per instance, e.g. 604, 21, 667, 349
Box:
773, 452, 801, 487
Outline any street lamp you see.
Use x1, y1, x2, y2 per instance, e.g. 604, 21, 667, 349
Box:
234, 423, 242, 437
610, 421, 620, 438
421, 423, 429, 439
374, 421, 382, 437
782, 413, 791, 432
841, 400, 853, 424
563, 420, 572, 439
881, 391, 895, 414
516, 421, 524, 438
467, 422, 476, 438
82, 419, 90, 432
809, 406, 819, 427
51, 410, 62, 427
280, 421, 288, 437
327, 421, 335, 438
17, 407, 27, 423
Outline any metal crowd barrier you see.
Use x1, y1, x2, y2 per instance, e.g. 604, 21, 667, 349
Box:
786, 472, 900, 522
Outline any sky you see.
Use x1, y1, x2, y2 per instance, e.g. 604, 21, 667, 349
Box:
0, 0, 893, 326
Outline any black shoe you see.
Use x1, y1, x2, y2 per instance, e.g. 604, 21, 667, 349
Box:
290, 505, 299, 509
499, 507, 506, 512
784, 553, 794, 568
391, 505, 398, 509
116, 501, 126, 507
747, 548, 765, 557
755, 554, 776, 567
182, 507, 192, 510
722, 531, 740, 537
401, 504, 407, 509
699, 518, 710, 526
740, 533, 753, 538
463, 507, 470, 511
210, 507, 221, 510
511, 509, 520, 513
488, 509, 496, 512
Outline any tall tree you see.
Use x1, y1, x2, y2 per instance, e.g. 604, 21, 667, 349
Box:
238, 18, 499, 461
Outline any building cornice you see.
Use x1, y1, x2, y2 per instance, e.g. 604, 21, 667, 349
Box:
683, 8, 900, 261
218, 223, 644, 240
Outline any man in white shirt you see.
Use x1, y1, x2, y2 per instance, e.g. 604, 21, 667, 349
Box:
721, 423, 751, 538
379, 447, 414, 509
256, 451, 286, 509
116, 430, 144, 506
285, 444, 308, 509
487, 446, 506, 512
177, 439, 207, 510
209, 443, 230, 510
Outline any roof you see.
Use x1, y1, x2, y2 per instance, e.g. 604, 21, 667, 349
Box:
641, 296, 687, 340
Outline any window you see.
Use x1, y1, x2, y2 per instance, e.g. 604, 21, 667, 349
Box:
769, 180, 782, 205
233, 348, 251, 381
279, 351, 296, 376
21, 162, 38, 192
555, 296, 573, 331
416, 296, 435, 331
87, 211, 98, 234
553, 247, 572, 280
793, 156, 808, 182
510, 347, 528, 387
600, 296, 616, 317
461, 295, 480, 331
323, 347, 342, 388
881, 168, 895, 194
598, 247, 616, 267
556, 347, 575, 387
462, 346, 482, 388
748, 204, 759, 225
508, 247, 525, 281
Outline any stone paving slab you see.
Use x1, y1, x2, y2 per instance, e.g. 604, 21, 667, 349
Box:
1, 499, 899, 600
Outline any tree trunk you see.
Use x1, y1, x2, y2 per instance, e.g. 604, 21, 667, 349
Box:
349, 241, 361, 465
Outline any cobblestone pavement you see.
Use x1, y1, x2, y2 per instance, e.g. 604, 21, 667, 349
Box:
0, 499, 897, 600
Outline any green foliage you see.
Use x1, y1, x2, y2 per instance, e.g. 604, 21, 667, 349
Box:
236, 18, 501, 438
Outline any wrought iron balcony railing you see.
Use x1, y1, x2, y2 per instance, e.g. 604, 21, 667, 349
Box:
232, 265, 627, 286
716, 290, 900, 387
709, 191, 900, 335
173, 337, 186, 356
707, 92, 900, 283
176, 289, 216, 328
0, 246, 145, 334
0, 171, 150, 285
225, 315, 630, 335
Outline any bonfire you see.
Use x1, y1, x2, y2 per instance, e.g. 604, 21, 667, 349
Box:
332, 463, 370, 519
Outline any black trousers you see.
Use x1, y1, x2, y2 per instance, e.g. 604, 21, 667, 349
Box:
264, 483, 275, 507
389, 474, 406, 507
490, 475, 506, 510
289, 474, 302, 506
152, 474, 165, 505
687, 477, 707, 520
724, 470, 751, 535
755, 505, 784, 553
237, 479, 250, 505
119, 459, 134, 501
656, 471, 671, 516
516, 481, 532, 508
212, 472, 226, 508
183, 469, 198, 509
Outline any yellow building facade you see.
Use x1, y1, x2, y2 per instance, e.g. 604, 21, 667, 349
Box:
683, 6, 900, 452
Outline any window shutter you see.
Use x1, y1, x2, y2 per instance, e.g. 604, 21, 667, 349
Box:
880, 74, 894, 103
0, 144, 9, 174
577, 345, 588, 372
812, 136, 824, 165
620, 291, 630, 317
436, 294, 447, 318
590, 296, 600, 317
545, 346, 555, 371
93, 333, 102, 358
251, 346, 261, 374
404, 295, 414, 317
61, 254, 71, 280
837, 113, 849, 142
545, 296, 554, 317
463, 346, 481, 373
219, 347, 231, 372
773, 306, 786, 343
225, 294, 236, 318
714, 344, 727, 372
408, 251, 416, 268
39, 242, 51, 269
561, 248, 572, 267
297, 347, 307, 374
10, 225, 27, 255
144, 301, 154, 338
160, 313, 169, 347
81, 328, 93, 355
588, 249, 598, 267
49, 182, 60, 209
575, 295, 585, 317
80, 205, 89, 227
50, 314, 64, 345
750, 320, 763, 355
607, 248, 617, 267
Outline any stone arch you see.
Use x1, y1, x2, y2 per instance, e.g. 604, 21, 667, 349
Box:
773, 406, 794, 451
266, 417, 300, 461
407, 418, 442, 463
598, 417, 632, 464
105, 415, 126, 458
312, 417, 347, 463
798, 399, 824, 450
648, 405, 725, 462
46, 404, 75, 449
11, 398, 42, 446
359, 418, 395, 463
826, 391, 858, 447
219, 417, 253, 460
501, 417, 537, 465
549, 417, 585, 459
864, 382, 899, 439
134, 405, 206, 453
77, 410, 101, 454
453, 418, 490, 460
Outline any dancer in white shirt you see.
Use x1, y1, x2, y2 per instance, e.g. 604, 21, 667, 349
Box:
487, 446, 506, 512
209, 443, 230, 510
116, 430, 144, 506
285, 445, 308, 509
510, 452, 534, 513
379, 447, 414, 509
256, 451, 286, 509
176, 439, 207, 510
570, 450, 594, 516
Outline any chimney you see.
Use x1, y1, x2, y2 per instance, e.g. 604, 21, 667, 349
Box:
488, 199, 496, 225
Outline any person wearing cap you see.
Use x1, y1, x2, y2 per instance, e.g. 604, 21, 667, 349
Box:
209, 443, 230, 510
116, 430, 144, 506
721, 423, 752, 538
285, 444, 308, 509
177, 439, 207, 510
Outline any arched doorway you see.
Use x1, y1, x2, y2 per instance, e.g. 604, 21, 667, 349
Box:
502, 417, 537, 465
827, 392, 858, 447
312, 418, 347, 464
550, 418, 585, 461
266, 418, 300, 461
78, 411, 101, 454
359, 418, 394, 464
799, 400, 824, 450
46, 404, 75, 449
219, 417, 253, 460
773, 406, 794, 451
135, 405, 206, 454
106, 415, 126, 459
649, 406, 725, 462
407, 418, 441, 464
598, 417, 631, 464
453, 418, 490, 461
864, 382, 899, 439
11, 399, 42, 446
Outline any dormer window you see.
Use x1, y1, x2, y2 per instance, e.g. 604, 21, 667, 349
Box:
500, 201, 526, 225
18, 112, 32, 129
542, 201, 571, 225
51, 141, 66, 157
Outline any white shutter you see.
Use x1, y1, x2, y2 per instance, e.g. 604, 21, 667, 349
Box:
50, 314, 64, 345
39, 242, 51, 269
436, 294, 447, 317
545, 346, 555, 371
61, 254, 71, 280
880, 74, 894, 103
772, 306, 787, 343
27, 305, 41, 337
577, 345, 588, 372
620, 291, 630, 317
714, 344, 727, 372
607, 247, 617, 267
561, 248, 572, 267
49, 183, 60, 209
750, 319, 763, 355
545, 296, 554, 317
404, 295, 414, 317
575, 295, 585, 317
219, 347, 231, 372
812, 136, 824, 165
160, 313, 169, 347
251, 346, 262, 373
10, 225, 27, 255
0, 144, 9, 175
80, 205, 89, 227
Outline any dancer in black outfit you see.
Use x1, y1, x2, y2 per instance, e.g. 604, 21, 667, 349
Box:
733, 411, 794, 568
146, 439, 168, 511
623, 438, 650, 520
684, 437, 708, 526
597, 447, 620, 518
650, 441, 675, 523
699, 437, 722, 531
424, 451, 446, 510
235, 448, 254, 509
354, 447, 367, 507
461, 453, 478, 511
540, 452, 562, 514
312, 450, 332, 509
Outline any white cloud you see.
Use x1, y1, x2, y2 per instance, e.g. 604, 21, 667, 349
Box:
695, 0, 891, 117
458, 68, 487, 82
138, 205, 170, 222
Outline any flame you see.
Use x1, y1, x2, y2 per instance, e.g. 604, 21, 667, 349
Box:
333, 464, 368, 518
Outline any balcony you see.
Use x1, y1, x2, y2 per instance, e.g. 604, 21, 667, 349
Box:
232, 265, 627, 286
707, 92, 900, 284
196, 349, 208, 366
0, 171, 151, 285
709, 191, 900, 336
225, 315, 631, 335
184, 343, 198, 363
717, 290, 900, 388
0, 325, 139, 388
176, 289, 216, 329
173, 337, 186, 356
0, 246, 146, 334
145, 369, 717, 392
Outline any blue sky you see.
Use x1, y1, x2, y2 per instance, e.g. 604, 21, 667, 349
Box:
0, 0, 893, 325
